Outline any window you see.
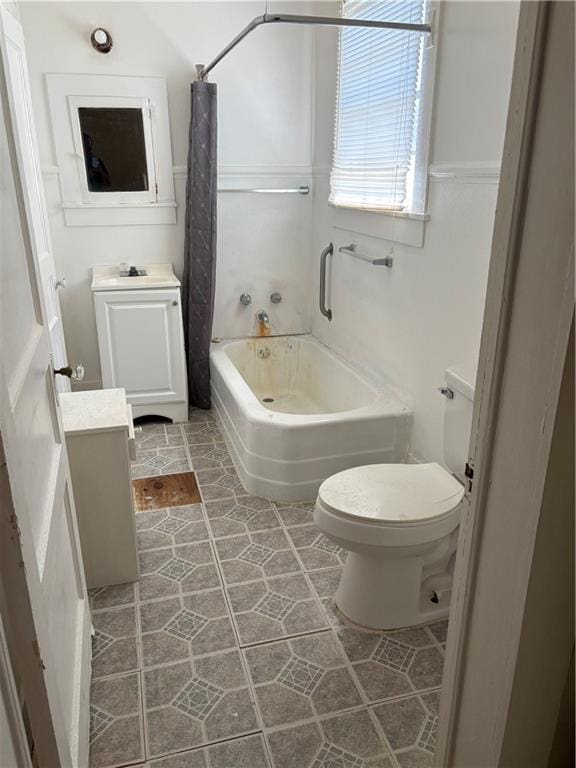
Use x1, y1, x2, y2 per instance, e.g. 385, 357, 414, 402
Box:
46, 74, 176, 226
330, 0, 432, 214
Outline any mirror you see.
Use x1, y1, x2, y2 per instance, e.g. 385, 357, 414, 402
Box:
78, 107, 149, 192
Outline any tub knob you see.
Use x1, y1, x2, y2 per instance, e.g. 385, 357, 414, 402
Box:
239, 292, 252, 306
270, 292, 282, 304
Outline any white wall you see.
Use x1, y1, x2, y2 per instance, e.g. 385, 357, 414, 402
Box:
311, 1, 519, 464
21, 0, 519, 467
20, 1, 315, 388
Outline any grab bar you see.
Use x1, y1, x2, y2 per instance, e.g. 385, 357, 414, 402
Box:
319, 242, 333, 322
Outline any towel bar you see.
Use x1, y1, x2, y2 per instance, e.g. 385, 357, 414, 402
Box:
339, 243, 393, 268
218, 185, 310, 195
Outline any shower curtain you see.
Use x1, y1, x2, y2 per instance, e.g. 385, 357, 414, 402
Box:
182, 80, 218, 409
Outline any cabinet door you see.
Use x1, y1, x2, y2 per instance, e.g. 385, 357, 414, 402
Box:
95, 288, 186, 405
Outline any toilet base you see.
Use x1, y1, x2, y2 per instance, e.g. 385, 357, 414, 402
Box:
335, 549, 453, 630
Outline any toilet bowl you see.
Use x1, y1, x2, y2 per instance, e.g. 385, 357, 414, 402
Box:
314, 463, 463, 629
313, 363, 475, 630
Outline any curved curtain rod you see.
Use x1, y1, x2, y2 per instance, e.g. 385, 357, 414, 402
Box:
196, 12, 432, 81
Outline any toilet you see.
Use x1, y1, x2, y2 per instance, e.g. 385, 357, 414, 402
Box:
313, 364, 475, 630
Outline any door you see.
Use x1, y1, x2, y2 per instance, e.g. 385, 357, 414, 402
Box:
94, 288, 187, 406
0, 19, 91, 768
0, 8, 70, 392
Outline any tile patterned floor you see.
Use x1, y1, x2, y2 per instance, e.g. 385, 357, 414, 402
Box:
88, 410, 448, 768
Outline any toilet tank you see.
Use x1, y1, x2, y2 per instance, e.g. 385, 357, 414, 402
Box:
443, 362, 476, 481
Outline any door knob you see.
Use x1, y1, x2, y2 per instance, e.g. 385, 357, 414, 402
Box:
54, 364, 85, 382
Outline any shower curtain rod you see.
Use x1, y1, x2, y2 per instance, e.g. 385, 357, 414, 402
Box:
196, 12, 432, 81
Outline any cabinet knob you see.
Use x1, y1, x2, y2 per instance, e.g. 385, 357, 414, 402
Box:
172, 301, 178, 307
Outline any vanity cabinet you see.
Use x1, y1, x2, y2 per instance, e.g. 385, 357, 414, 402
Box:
92, 265, 188, 422
60, 388, 138, 589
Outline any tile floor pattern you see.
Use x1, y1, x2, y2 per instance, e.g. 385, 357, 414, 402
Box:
89, 410, 448, 768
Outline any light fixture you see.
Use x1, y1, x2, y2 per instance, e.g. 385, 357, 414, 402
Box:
90, 27, 113, 54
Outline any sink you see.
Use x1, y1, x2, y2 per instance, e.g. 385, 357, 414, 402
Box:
91, 264, 180, 291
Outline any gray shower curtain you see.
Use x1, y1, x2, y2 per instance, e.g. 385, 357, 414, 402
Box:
182, 81, 218, 409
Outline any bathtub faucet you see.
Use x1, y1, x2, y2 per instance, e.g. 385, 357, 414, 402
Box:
255, 309, 270, 328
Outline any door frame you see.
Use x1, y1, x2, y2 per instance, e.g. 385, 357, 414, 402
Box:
0, 582, 33, 768
436, 2, 574, 765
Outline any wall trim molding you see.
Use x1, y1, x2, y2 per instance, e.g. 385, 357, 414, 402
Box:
42, 161, 500, 186
42, 161, 500, 194
173, 163, 313, 178
43, 163, 314, 180
313, 162, 501, 184
428, 162, 501, 183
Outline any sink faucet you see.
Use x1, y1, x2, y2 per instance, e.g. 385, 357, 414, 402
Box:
255, 309, 270, 327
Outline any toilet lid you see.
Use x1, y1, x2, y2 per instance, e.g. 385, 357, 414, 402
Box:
318, 463, 464, 525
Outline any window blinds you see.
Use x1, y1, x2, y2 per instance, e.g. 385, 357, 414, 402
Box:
330, 0, 428, 212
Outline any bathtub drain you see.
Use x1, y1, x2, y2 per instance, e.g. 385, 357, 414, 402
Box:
263, 397, 275, 403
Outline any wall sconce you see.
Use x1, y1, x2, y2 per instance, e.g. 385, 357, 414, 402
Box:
90, 28, 113, 54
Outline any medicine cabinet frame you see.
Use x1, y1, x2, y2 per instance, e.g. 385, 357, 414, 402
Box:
69, 95, 157, 204
46, 74, 176, 226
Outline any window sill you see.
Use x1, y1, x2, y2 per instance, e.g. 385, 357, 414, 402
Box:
330, 203, 429, 247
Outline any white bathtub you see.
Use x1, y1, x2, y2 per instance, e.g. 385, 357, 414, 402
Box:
210, 335, 412, 501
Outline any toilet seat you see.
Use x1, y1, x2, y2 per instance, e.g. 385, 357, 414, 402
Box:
318, 463, 464, 526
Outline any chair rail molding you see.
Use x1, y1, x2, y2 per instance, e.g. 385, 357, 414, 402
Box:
428, 161, 501, 184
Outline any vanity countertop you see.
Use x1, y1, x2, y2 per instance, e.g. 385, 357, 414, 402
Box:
91, 263, 180, 291
60, 388, 130, 434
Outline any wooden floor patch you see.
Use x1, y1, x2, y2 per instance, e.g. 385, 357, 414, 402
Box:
133, 472, 201, 511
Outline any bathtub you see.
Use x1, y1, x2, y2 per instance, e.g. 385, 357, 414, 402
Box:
210, 335, 412, 501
